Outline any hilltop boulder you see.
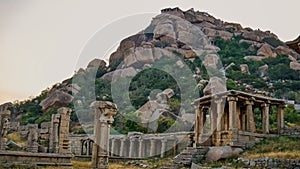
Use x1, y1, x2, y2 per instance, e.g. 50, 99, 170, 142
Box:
40, 90, 73, 112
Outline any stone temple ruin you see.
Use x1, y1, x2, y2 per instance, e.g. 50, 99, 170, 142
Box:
193, 90, 286, 147
0, 107, 73, 167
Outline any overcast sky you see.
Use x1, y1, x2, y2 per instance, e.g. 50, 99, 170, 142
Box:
0, 0, 299, 104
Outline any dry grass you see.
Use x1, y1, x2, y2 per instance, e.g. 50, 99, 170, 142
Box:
242, 136, 300, 160
243, 151, 300, 159
6, 132, 26, 146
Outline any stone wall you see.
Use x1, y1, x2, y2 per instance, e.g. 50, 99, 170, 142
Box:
238, 157, 300, 168
282, 126, 300, 138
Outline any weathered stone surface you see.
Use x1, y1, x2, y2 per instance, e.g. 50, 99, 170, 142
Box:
290, 61, 300, 71
239, 39, 263, 47
275, 46, 292, 56
91, 101, 117, 169
0, 109, 11, 150
244, 55, 266, 61
257, 43, 277, 57
203, 54, 219, 69
240, 64, 250, 75
201, 27, 233, 40
258, 64, 269, 77
101, 67, 138, 81
203, 76, 227, 95
206, 146, 243, 161
40, 90, 73, 112
87, 58, 107, 69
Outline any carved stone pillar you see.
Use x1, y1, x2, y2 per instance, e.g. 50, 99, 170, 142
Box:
261, 103, 270, 134
160, 139, 167, 158
58, 107, 71, 154
194, 105, 203, 146
277, 105, 285, 134
91, 101, 117, 169
49, 114, 60, 153
228, 96, 238, 130
246, 100, 256, 132
0, 110, 10, 151
110, 139, 116, 157
138, 137, 144, 158
129, 137, 136, 158
149, 138, 156, 157
119, 138, 125, 157
214, 98, 224, 131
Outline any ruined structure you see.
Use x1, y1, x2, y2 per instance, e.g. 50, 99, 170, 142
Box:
0, 109, 10, 150
91, 101, 117, 169
26, 124, 39, 153
70, 132, 192, 158
49, 107, 71, 154
193, 90, 285, 147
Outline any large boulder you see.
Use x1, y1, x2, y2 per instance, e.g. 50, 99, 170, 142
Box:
244, 55, 266, 61
290, 61, 300, 71
87, 59, 107, 69
240, 64, 250, 75
101, 67, 138, 81
40, 90, 73, 112
257, 43, 277, 58
258, 64, 269, 77
206, 146, 243, 161
203, 76, 227, 95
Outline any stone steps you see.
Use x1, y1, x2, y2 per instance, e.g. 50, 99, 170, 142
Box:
173, 147, 209, 166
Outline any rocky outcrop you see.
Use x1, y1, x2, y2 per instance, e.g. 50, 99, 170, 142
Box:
39, 90, 73, 112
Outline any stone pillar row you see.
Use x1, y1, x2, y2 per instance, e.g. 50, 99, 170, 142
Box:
111, 137, 176, 158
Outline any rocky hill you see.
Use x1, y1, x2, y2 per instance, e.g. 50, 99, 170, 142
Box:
3, 7, 300, 134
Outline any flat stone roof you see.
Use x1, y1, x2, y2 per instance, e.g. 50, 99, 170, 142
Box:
193, 90, 286, 105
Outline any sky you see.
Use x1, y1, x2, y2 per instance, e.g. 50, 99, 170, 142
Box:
0, 0, 299, 104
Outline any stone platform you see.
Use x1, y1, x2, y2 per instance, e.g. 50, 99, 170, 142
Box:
0, 151, 72, 167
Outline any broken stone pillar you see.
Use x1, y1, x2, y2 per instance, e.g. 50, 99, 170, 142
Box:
57, 107, 71, 154
277, 105, 285, 134
261, 103, 270, 134
49, 114, 60, 153
27, 124, 38, 153
49, 107, 71, 154
0, 110, 10, 150
246, 100, 256, 132
91, 101, 117, 169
